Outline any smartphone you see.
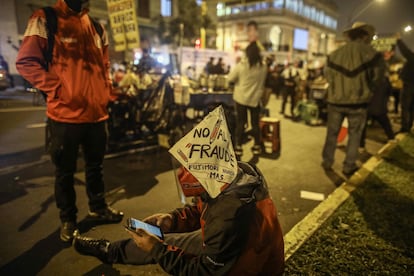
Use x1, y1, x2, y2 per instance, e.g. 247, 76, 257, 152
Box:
125, 218, 164, 239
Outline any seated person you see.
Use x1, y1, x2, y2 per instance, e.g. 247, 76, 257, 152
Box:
73, 106, 285, 275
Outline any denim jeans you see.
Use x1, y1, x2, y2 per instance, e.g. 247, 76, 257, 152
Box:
48, 119, 108, 223
322, 104, 367, 172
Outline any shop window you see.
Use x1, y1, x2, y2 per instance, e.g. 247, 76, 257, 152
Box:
137, 0, 150, 18
161, 0, 172, 17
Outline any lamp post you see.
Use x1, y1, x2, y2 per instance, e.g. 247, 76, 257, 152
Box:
347, 0, 385, 26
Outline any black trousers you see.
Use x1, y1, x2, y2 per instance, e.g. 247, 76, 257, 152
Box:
401, 82, 414, 132
48, 119, 108, 223
360, 113, 394, 147
280, 85, 296, 115
234, 102, 261, 146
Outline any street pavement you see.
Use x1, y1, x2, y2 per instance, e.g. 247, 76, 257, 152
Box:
0, 87, 397, 275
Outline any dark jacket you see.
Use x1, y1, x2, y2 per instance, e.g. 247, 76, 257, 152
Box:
150, 162, 285, 276
396, 39, 414, 85
326, 40, 385, 105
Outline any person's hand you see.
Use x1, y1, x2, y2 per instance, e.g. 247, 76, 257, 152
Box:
126, 228, 161, 252
143, 213, 173, 233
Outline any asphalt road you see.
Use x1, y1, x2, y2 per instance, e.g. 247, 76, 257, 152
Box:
0, 87, 394, 275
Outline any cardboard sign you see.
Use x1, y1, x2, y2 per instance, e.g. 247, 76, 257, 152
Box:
106, 0, 140, 51
169, 106, 238, 198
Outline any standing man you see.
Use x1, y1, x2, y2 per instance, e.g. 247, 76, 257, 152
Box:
16, 0, 123, 243
322, 22, 385, 176
395, 34, 414, 133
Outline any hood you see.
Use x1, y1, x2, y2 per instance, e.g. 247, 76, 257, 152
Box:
222, 162, 268, 203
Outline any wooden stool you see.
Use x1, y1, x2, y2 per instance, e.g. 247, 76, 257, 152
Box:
259, 117, 280, 153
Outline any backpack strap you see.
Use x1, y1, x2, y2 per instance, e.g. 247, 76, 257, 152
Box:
89, 16, 104, 38
42, 6, 57, 71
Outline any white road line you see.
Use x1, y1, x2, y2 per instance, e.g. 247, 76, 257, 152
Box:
300, 190, 325, 201
26, 123, 47, 128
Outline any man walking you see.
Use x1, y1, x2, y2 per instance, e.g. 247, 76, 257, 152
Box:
322, 22, 385, 176
16, 0, 123, 242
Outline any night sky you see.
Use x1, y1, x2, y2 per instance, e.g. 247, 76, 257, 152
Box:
333, 0, 414, 48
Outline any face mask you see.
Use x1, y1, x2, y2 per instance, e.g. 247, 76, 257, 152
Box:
65, 0, 89, 13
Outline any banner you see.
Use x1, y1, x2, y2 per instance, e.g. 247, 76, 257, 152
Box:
106, 0, 140, 51
371, 37, 396, 52
169, 106, 238, 198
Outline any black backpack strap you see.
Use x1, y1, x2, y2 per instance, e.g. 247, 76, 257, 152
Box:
89, 16, 104, 39
42, 6, 57, 71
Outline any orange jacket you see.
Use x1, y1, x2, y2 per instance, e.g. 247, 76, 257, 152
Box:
16, 0, 113, 123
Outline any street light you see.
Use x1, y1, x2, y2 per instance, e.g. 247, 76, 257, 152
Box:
404, 25, 412, 33
348, 0, 385, 25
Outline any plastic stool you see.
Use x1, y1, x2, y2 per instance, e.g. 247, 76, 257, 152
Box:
259, 117, 280, 153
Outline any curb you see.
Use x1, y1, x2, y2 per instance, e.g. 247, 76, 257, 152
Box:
283, 133, 406, 260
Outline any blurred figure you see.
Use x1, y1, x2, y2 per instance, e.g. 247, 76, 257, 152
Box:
279, 62, 299, 117
205, 57, 215, 74
113, 65, 126, 87
228, 42, 267, 157
360, 72, 395, 149
213, 57, 225, 75
138, 48, 156, 72
383, 47, 404, 114
247, 20, 259, 43
395, 34, 414, 133
322, 22, 385, 176
0, 55, 13, 88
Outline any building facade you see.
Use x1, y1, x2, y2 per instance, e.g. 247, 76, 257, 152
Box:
213, 0, 339, 63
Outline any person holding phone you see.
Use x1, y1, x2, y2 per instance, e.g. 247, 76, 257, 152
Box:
73, 106, 285, 275
73, 163, 284, 275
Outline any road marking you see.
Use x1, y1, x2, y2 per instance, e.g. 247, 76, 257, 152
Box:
26, 123, 47, 128
283, 136, 403, 260
300, 190, 325, 201
0, 106, 46, 112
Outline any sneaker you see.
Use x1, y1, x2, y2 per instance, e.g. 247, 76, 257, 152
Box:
60, 221, 78, 242
88, 206, 124, 223
342, 167, 359, 177
235, 145, 243, 156
251, 145, 262, 155
72, 231, 110, 263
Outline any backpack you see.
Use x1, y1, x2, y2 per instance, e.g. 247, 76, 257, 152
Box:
42, 6, 104, 70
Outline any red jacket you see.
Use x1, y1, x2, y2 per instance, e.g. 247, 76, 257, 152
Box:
150, 162, 285, 275
16, 0, 113, 123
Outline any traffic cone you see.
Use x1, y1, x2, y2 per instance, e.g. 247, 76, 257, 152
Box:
337, 118, 348, 146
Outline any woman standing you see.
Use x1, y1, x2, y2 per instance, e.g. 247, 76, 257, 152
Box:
228, 42, 267, 158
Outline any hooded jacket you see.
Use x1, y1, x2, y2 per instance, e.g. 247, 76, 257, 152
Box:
326, 40, 385, 105
150, 162, 285, 275
16, 0, 113, 123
